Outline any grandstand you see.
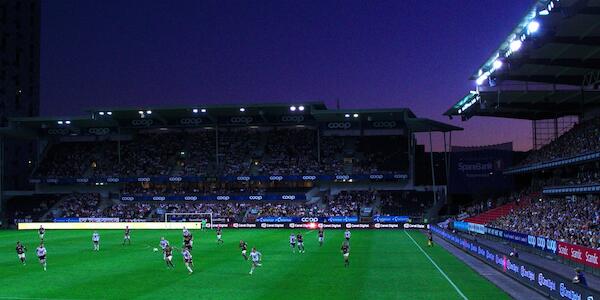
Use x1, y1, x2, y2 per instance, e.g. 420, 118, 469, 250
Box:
442, 0, 600, 296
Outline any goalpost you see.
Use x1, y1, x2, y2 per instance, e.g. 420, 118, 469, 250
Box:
164, 212, 213, 229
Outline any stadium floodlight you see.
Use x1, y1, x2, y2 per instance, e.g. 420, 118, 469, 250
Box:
476, 72, 490, 85
146, 110, 152, 114
201, 108, 207, 113
344, 114, 350, 118
492, 59, 503, 70
240, 107, 246, 112
65, 120, 71, 125
106, 111, 112, 115
527, 21, 540, 34
538, 9, 549, 16
138, 110, 144, 114
509, 40, 522, 52
353, 113, 359, 118
298, 105, 305, 111
99, 112, 105, 116
57, 121, 64, 125
290, 105, 297, 111
192, 108, 199, 113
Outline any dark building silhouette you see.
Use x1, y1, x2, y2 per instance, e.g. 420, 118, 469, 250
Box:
0, 0, 40, 190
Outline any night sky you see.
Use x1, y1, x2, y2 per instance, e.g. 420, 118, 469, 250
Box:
41, 0, 533, 151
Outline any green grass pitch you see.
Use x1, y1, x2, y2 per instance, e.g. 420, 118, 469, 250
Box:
0, 229, 510, 300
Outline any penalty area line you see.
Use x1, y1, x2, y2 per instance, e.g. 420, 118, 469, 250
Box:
404, 230, 468, 300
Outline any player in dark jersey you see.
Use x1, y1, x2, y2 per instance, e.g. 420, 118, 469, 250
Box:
296, 232, 305, 253
164, 245, 174, 269
38, 226, 45, 240
239, 240, 248, 260
427, 230, 433, 247
341, 241, 350, 267
318, 228, 324, 246
216, 226, 224, 244
183, 234, 193, 250
16, 241, 27, 265
123, 226, 131, 246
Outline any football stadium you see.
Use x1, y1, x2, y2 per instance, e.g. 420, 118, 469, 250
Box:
1, 0, 600, 299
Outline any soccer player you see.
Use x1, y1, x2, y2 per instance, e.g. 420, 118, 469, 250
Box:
201, 219, 207, 231
249, 247, 262, 275
36, 243, 47, 271
122, 226, 131, 246
164, 244, 174, 269
296, 232, 305, 253
160, 237, 170, 251
16, 241, 27, 265
344, 229, 351, 242
341, 241, 350, 267
183, 233, 193, 250
38, 225, 45, 241
92, 231, 100, 251
182, 246, 194, 274
427, 230, 433, 247
216, 225, 224, 244
289, 232, 296, 253
318, 228, 324, 246
239, 240, 248, 260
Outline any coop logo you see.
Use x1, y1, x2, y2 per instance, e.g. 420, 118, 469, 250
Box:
152, 196, 166, 201
249, 195, 263, 200
302, 175, 316, 180
47, 128, 70, 135
216, 195, 230, 200
230, 116, 253, 124
237, 176, 250, 181
372, 121, 397, 128
106, 177, 120, 183
336, 175, 350, 180
179, 118, 203, 126
369, 174, 384, 180
394, 174, 408, 179
168, 176, 183, 182
269, 175, 283, 181
137, 177, 151, 182
281, 195, 296, 200
301, 217, 319, 222
121, 196, 135, 201
281, 115, 304, 122
184, 196, 198, 201
47, 178, 59, 183
327, 122, 351, 129
131, 119, 154, 126
546, 239, 557, 253
76, 178, 89, 183
87, 127, 110, 135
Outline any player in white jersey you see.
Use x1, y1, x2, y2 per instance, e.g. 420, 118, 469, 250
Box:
159, 237, 170, 259
36, 243, 47, 271
92, 231, 100, 251
289, 233, 297, 253
344, 229, 351, 242
182, 247, 194, 274
249, 248, 262, 275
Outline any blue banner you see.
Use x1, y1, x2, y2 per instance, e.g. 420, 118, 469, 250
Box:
373, 216, 410, 223
120, 194, 306, 202
30, 172, 409, 185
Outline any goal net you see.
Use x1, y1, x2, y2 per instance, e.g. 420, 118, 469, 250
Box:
164, 212, 213, 229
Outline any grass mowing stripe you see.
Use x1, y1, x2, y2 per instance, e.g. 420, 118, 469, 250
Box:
404, 230, 468, 300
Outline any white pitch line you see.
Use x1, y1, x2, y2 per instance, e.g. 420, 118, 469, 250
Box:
404, 230, 468, 300
0, 297, 81, 300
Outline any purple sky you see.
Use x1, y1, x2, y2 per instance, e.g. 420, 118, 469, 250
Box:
41, 0, 533, 151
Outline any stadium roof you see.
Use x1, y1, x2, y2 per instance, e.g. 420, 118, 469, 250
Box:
446, 0, 600, 120
1, 102, 461, 138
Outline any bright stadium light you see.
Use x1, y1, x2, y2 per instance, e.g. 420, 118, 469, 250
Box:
192, 108, 199, 113
476, 72, 490, 85
240, 107, 246, 112
57, 121, 63, 125
509, 40, 522, 52
539, 9, 549, 16
201, 108, 207, 113
99, 112, 105, 116
527, 21, 540, 34
290, 105, 297, 111
344, 114, 350, 118
353, 113, 359, 118
65, 121, 71, 125
492, 59, 503, 70
146, 110, 152, 114
106, 111, 112, 115
298, 105, 305, 111
138, 110, 144, 114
